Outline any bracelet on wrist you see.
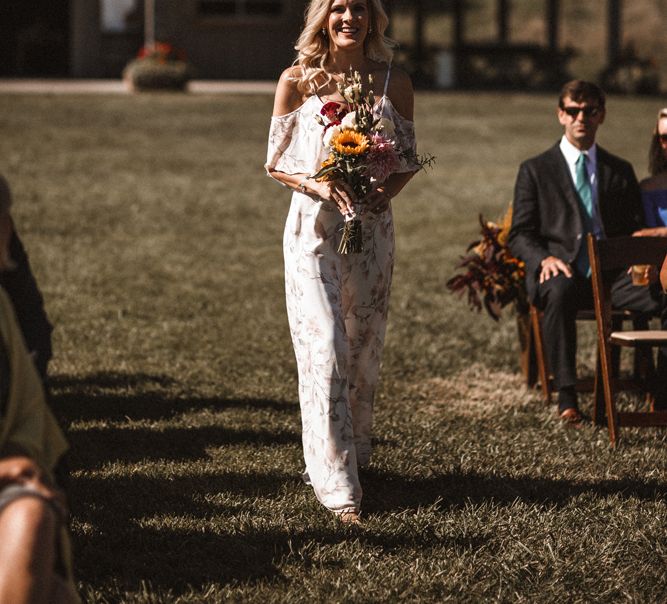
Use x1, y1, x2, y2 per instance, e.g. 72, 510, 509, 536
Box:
297, 178, 309, 194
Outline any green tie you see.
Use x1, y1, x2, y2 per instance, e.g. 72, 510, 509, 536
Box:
574, 153, 594, 277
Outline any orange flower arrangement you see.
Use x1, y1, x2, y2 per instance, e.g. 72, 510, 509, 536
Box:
446, 205, 527, 321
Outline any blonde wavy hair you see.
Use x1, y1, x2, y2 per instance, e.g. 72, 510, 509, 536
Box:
293, 0, 396, 96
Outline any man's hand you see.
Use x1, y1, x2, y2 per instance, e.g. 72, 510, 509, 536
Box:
539, 256, 572, 283
633, 227, 667, 237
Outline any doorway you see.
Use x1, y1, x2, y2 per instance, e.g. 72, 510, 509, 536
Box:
0, 0, 70, 76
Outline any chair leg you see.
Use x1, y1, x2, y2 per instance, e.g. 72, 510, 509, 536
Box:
636, 345, 658, 410
631, 315, 652, 383
517, 312, 537, 388
600, 345, 619, 446
593, 349, 606, 426
530, 305, 552, 405
610, 316, 622, 379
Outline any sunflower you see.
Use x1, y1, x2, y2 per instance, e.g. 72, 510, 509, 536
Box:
331, 129, 370, 156
316, 155, 337, 181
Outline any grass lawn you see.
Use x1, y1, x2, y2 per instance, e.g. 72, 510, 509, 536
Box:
1, 90, 667, 602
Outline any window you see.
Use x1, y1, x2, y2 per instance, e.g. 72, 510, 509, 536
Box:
198, 0, 284, 17
100, 0, 141, 33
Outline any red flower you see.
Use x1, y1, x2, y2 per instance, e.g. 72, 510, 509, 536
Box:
321, 102, 341, 119
320, 101, 347, 122
136, 42, 186, 62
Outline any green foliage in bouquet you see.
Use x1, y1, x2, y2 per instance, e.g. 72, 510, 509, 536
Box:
123, 42, 193, 92
446, 206, 527, 321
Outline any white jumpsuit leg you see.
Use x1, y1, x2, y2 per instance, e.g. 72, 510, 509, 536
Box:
284, 194, 394, 512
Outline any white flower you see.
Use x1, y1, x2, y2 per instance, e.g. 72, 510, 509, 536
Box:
340, 111, 358, 130
342, 83, 362, 104
374, 117, 396, 138
323, 124, 342, 147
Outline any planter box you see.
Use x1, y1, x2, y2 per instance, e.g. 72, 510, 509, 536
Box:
123, 59, 192, 92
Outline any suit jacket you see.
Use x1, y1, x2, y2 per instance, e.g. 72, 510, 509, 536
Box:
508, 142, 644, 303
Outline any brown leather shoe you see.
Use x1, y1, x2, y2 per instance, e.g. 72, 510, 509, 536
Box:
559, 407, 584, 427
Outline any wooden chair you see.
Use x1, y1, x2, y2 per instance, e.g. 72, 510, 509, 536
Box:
588, 234, 667, 446
528, 304, 640, 405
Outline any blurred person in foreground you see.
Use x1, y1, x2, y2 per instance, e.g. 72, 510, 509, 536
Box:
508, 80, 667, 425
0, 287, 78, 603
0, 175, 53, 383
265, 0, 420, 523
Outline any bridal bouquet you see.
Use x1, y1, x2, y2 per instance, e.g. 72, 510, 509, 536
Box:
311, 70, 402, 254
446, 206, 527, 320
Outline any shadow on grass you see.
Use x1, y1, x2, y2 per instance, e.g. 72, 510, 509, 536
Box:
58, 371, 479, 591
51, 372, 301, 468
56, 371, 667, 592
362, 467, 667, 513
50, 371, 298, 423
71, 469, 484, 590
54, 372, 308, 588
70, 471, 303, 587
68, 424, 300, 466
73, 516, 482, 591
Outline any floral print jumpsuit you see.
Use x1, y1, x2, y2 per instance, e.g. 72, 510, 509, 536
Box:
265, 66, 418, 513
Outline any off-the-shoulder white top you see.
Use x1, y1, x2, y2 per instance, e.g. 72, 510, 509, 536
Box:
265, 71, 419, 177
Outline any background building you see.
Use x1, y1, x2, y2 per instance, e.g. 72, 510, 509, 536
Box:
1, 0, 664, 93
2, 0, 308, 80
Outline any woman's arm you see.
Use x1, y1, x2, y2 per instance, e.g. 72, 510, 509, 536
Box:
363, 172, 416, 214
268, 171, 358, 216
661, 255, 667, 292
267, 68, 357, 214
362, 68, 416, 213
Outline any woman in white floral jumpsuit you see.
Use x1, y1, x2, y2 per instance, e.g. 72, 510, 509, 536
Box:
265, 0, 419, 522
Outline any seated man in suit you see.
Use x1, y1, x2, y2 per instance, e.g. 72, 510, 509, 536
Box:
509, 80, 667, 424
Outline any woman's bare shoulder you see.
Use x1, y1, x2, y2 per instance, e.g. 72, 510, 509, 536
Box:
387, 66, 413, 94
280, 65, 304, 81
273, 67, 306, 116
385, 66, 414, 120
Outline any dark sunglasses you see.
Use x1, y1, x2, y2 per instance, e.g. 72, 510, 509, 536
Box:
561, 105, 602, 118
659, 133, 667, 142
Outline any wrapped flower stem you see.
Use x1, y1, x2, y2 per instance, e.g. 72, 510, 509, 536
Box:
338, 215, 363, 254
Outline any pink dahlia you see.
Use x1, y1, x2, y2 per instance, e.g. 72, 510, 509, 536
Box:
367, 134, 400, 183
